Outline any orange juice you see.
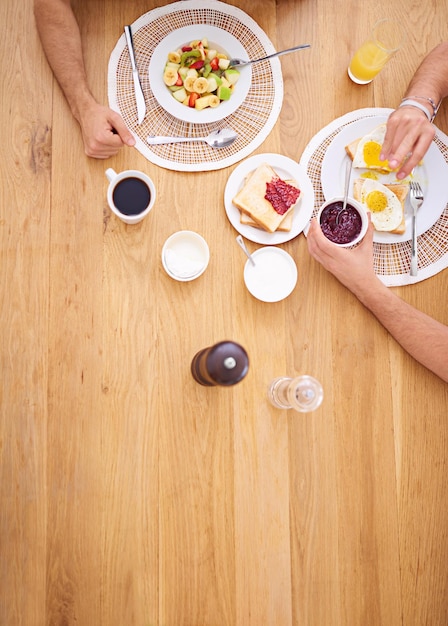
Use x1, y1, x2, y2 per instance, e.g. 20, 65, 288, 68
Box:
348, 41, 390, 83
348, 19, 405, 85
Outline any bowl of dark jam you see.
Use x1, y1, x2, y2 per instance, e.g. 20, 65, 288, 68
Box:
318, 196, 368, 247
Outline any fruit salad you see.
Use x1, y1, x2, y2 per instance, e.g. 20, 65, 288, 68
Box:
162, 37, 240, 111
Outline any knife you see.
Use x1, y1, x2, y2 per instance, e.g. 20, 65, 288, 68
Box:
124, 25, 146, 125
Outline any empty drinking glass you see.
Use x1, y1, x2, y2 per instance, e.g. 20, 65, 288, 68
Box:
268, 375, 323, 412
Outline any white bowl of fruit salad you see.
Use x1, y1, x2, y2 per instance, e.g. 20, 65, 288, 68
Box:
148, 25, 252, 123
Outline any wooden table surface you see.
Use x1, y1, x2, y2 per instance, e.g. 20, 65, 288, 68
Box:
2, 1, 448, 624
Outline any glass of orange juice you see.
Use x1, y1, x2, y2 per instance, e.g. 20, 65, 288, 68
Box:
348, 18, 406, 84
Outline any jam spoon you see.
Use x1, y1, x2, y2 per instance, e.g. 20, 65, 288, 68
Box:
336, 159, 352, 224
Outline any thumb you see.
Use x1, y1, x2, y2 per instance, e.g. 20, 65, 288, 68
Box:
108, 110, 136, 146
359, 213, 374, 248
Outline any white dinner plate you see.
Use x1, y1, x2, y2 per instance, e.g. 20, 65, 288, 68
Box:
224, 153, 315, 244
148, 25, 252, 124
320, 115, 448, 243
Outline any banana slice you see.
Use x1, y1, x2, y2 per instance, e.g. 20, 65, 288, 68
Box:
163, 68, 178, 86
168, 51, 181, 64
184, 76, 197, 92
193, 77, 209, 94
208, 95, 220, 108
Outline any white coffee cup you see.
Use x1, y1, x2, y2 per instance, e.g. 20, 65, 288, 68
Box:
105, 168, 156, 225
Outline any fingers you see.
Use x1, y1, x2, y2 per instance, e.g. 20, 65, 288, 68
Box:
307, 218, 327, 258
381, 108, 435, 178
78, 103, 136, 159
358, 214, 374, 248
108, 110, 136, 147
84, 131, 123, 158
395, 131, 435, 178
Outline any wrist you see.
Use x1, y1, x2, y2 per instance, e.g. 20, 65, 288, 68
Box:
399, 95, 441, 122
398, 99, 432, 121
70, 90, 99, 123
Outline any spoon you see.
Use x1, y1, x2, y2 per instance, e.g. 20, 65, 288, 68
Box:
147, 128, 237, 148
229, 44, 311, 68
336, 159, 352, 224
236, 235, 256, 266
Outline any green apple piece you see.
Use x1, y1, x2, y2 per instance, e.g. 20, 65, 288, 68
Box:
207, 76, 219, 92
166, 62, 180, 70
217, 85, 232, 101
224, 68, 240, 85
210, 72, 222, 86
218, 58, 230, 70
206, 49, 217, 60
220, 77, 231, 89
178, 66, 189, 79
172, 87, 187, 102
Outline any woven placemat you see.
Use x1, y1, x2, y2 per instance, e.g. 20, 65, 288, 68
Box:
108, 0, 284, 172
300, 108, 448, 287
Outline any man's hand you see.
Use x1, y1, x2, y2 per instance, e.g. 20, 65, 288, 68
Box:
380, 107, 435, 180
306, 216, 377, 300
77, 102, 136, 159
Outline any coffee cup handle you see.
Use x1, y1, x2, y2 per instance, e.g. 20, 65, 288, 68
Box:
105, 168, 117, 182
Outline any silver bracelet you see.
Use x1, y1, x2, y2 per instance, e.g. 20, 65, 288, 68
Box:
399, 99, 432, 122
404, 95, 439, 115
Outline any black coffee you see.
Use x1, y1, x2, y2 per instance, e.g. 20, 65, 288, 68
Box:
112, 177, 151, 216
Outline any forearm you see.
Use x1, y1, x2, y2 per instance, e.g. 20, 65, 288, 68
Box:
403, 42, 448, 117
34, 0, 96, 120
356, 281, 448, 382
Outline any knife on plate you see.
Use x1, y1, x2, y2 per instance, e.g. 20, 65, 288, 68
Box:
124, 25, 146, 125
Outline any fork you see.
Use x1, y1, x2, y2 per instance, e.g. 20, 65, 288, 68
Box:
409, 181, 424, 277
228, 44, 311, 67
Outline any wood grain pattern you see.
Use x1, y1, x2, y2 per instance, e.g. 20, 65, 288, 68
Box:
1, 0, 448, 625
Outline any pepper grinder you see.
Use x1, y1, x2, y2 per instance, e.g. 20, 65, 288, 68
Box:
191, 341, 249, 386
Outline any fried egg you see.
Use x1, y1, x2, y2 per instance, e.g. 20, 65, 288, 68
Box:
360, 179, 402, 231
352, 124, 392, 171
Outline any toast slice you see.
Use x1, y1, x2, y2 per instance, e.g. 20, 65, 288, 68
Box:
345, 137, 392, 174
345, 124, 394, 173
232, 163, 301, 233
353, 178, 408, 234
240, 209, 294, 232
239, 177, 297, 232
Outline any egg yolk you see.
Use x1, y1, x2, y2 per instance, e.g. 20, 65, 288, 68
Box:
363, 140, 389, 169
361, 171, 379, 180
365, 190, 388, 212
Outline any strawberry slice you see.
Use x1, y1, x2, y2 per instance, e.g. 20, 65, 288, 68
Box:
189, 60, 205, 70
210, 57, 220, 71
188, 92, 200, 108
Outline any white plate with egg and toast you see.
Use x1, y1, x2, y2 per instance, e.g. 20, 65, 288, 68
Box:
320, 115, 448, 243
224, 153, 315, 244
